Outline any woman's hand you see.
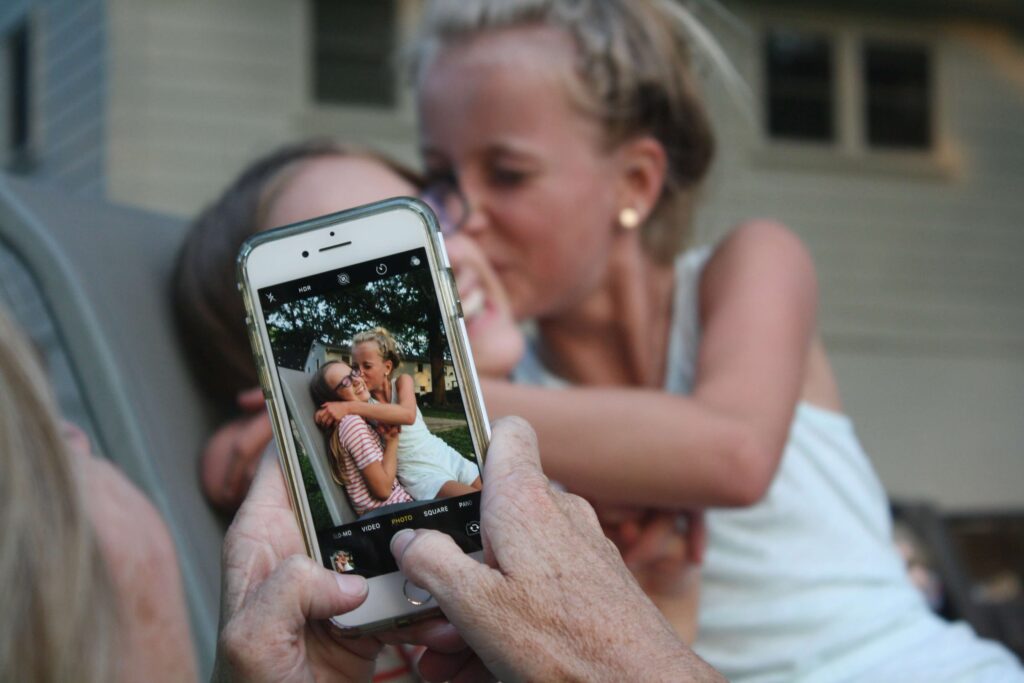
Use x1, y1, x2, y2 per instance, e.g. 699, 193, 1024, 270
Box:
315, 401, 353, 429
375, 423, 402, 442
600, 507, 706, 568
201, 387, 274, 511
597, 506, 706, 642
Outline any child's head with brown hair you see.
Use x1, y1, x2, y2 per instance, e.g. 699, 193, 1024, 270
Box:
173, 140, 421, 406
309, 359, 371, 409
309, 360, 345, 408
351, 327, 403, 394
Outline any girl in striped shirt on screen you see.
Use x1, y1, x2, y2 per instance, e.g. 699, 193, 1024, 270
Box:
311, 360, 412, 516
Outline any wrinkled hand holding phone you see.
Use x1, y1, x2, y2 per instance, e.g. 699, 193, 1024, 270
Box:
214, 419, 723, 683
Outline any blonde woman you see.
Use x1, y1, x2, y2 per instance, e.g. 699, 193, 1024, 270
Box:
0, 307, 195, 682
410, 0, 1024, 679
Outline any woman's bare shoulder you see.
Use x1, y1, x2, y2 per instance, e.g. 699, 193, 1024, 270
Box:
700, 220, 817, 308
71, 438, 197, 682
710, 220, 813, 266
75, 449, 176, 571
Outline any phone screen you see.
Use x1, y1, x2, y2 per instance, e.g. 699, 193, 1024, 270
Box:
256, 246, 483, 579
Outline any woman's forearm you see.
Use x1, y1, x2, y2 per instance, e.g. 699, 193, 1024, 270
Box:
480, 379, 790, 508
346, 401, 416, 426
481, 224, 816, 509
381, 437, 399, 481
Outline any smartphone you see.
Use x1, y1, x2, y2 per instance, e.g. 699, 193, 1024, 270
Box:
237, 197, 490, 634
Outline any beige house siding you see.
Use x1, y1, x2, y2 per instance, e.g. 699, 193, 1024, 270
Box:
405, 360, 457, 395
106, 0, 420, 217
698, 7, 1024, 507
107, 0, 307, 214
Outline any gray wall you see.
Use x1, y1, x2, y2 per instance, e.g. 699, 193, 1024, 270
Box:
1, 0, 106, 195
1, 0, 107, 434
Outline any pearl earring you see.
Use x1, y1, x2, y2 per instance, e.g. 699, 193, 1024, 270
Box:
619, 207, 641, 230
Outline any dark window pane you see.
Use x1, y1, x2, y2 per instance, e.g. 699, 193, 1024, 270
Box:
765, 29, 834, 142
4, 19, 32, 171
864, 41, 931, 149
312, 0, 396, 107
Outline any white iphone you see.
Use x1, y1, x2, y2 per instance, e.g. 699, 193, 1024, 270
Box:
237, 197, 489, 634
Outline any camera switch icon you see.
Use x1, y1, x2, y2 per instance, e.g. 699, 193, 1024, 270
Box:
376, 263, 388, 275
465, 521, 481, 536
337, 273, 350, 285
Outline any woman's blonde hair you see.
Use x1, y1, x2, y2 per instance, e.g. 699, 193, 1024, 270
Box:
352, 327, 403, 373
0, 307, 116, 682
411, 0, 722, 261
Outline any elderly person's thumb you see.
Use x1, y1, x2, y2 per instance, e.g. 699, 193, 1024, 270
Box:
390, 418, 543, 617
242, 555, 368, 630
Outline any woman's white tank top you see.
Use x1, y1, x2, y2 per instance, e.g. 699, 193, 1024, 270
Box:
513, 246, 1021, 682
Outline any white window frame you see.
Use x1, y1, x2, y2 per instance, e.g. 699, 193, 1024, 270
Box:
751, 10, 959, 179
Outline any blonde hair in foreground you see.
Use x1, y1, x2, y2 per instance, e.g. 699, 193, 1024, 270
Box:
0, 307, 116, 682
412, 0, 741, 261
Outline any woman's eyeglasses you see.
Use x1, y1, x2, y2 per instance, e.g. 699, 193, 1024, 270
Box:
333, 368, 362, 392
419, 176, 469, 236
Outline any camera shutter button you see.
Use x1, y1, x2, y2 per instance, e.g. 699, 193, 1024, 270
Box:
403, 579, 434, 606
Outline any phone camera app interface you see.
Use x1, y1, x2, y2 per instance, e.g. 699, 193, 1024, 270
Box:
258, 248, 483, 579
